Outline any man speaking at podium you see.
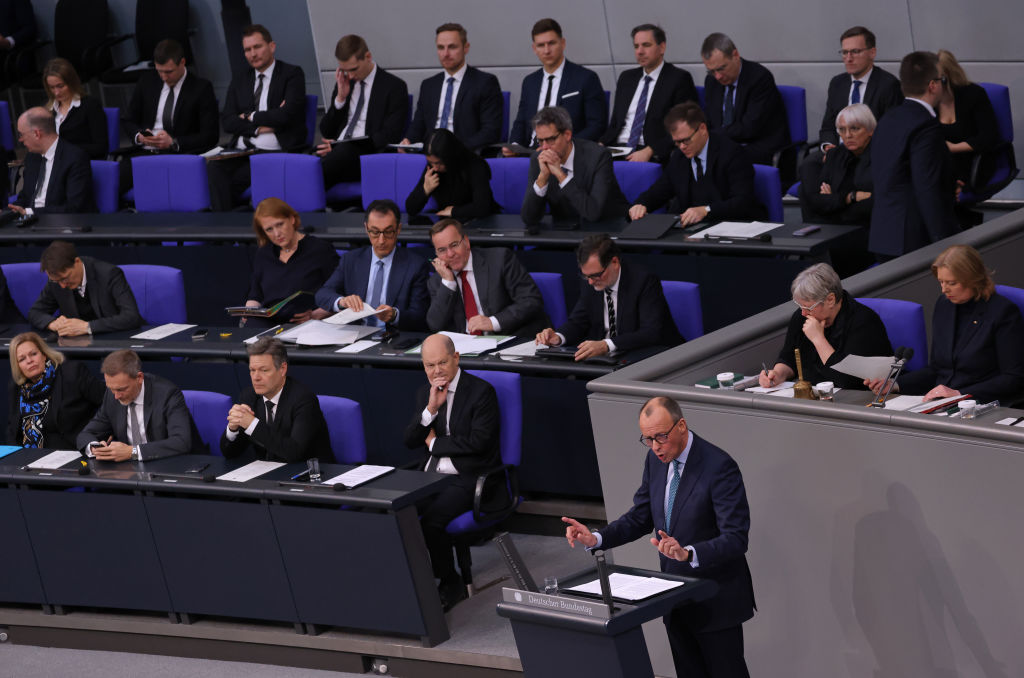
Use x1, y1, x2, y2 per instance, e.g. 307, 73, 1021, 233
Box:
562, 396, 754, 678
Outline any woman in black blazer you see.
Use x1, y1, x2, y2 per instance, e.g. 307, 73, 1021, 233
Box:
799, 103, 875, 227
877, 245, 1024, 404
44, 58, 108, 160
936, 50, 999, 186
406, 128, 499, 221
7, 332, 105, 449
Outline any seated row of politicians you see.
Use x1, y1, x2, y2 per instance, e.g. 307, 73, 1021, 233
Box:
7, 21, 997, 256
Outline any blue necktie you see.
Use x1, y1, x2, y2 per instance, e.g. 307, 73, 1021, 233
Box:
438, 76, 456, 131
665, 459, 681, 531
851, 80, 862, 104
342, 80, 366, 140
627, 75, 652, 147
723, 84, 735, 126
367, 260, 385, 326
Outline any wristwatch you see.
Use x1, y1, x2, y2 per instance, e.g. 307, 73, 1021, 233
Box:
130, 446, 140, 461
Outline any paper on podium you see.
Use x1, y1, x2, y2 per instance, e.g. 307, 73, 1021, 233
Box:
566, 572, 684, 601
132, 323, 196, 340
27, 449, 83, 469
335, 340, 377, 354
277, 320, 378, 346
323, 464, 393, 488
745, 381, 795, 394
323, 306, 381, 325
438, 331, 500, 354
496, 340, 538, 357
216, 460, 284, 482
691, 221, 780, 239
832, 354, 896, 381
996, 417, 1024, 426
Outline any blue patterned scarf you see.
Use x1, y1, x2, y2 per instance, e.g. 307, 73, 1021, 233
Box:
19, 360, 57, 448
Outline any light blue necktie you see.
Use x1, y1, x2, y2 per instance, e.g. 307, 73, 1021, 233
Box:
664, 459, 681, 531
438, 76, 456, 131
851, 80, 862, 104
627, 75, 652, 147
366, 260, 385, 326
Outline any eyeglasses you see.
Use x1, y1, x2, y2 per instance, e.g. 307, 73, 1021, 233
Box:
838, 48, 869, 57
535, 132, 562, 145
793, 299, 825, 312
639, 418, 682, 447
931, 76, 949, 86
580, 265, 608, 281
672, 125, 702, 146
836, 125, 864, 135
48, 270, 76, 286
367, 227, 398, 239
705, 63, 730, 76
434, 237, 464, 256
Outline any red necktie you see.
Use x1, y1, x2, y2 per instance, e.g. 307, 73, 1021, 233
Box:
459, 270, 481, 335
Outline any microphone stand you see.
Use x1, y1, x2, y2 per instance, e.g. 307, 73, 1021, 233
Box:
868, 348, 911, 408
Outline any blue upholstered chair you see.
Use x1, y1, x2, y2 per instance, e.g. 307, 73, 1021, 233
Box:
249, 153, 326, 211
695, 85, 705, 109
661, 280, 704, 341
485, 157, 530, 214
0, 263, 47, 317
316, 395, 367, 464
359, 153, 429, 210
959, 82, 1018, 204
855, 297, 927, 371
131, 155, 210, 212
119, 264, 187, 324
448, 370, 523, 591
752, 164, 784, 222
995, 285, 1024, 319
91, 160, 120, 214
181, 390, 232, 455
613, 160, 661, 205
103, 107, 120, 154
304, 94, 318, 149
773, 85, 808, 184
529, 272, 567, 328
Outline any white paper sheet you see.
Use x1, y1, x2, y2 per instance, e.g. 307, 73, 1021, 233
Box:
566, 572, 684, 601
745, 381, 795, 394
882, 395, 924, 410
996, 417, 1024, 426
131, 323, 196, 340
335, 340, 378, 354
216, 460, 285, 482
244, 326, 283, 344
387, 142, 423, 150
323, 464, 393, 488
692, 221, 781, 239
323, 306, 381, 325
439, 331, 500, 354
277, 320, 378, 346
831, 354, 897, 381
496, 340, 538, 357
27, 449, 83, 469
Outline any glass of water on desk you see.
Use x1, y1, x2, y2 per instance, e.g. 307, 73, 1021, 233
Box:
544, 576, 558, 595
307, 458, 321, 483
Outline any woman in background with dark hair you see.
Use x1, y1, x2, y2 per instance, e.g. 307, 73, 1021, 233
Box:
405, 128, 499, 220
43, 57, 108, 159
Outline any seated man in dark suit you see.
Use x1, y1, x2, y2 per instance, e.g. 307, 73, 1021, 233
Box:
700, 32, 789, 166
505, 18, 605, 150
78, 349, 202, 461
0, 0, 33, 51
28, 240, 142, 337
427, 218, 546, 336
209, 24, 306, 211
316, 34, 409, 187
521, 106, 629, 225
404, 333, 500, 611
536, 234, 682, 360
315, 199, 430, 330
9, 107, 94, 214
400, 23, 503, 151
600, 23, 698, 163
869, 51, 958, 259
119, 39, 220, 192
630, 103, 764, 225
221, 337, 332, 463
817, 26, 902, 153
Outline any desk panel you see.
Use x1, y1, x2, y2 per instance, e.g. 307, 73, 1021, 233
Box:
0, 485, 45, 604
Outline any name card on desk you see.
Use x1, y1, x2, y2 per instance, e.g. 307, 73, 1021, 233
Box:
501, 587, 613, 619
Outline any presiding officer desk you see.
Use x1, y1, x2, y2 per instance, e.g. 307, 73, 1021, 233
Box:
582, 206, 1024, 676
0, 446, 453, 646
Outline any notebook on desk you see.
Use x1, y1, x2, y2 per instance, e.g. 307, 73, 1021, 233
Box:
618, 215, 679, 240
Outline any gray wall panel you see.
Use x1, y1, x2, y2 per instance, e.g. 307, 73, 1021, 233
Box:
907, 0, 1024, 60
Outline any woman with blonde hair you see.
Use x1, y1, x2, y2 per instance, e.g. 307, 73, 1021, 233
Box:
936, 50, 999, 188
42, 57, 108, 159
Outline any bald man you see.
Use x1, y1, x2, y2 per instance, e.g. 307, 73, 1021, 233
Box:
10, 106, 94, 214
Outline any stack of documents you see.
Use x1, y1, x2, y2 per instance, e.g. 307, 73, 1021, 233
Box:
323, 306, 381, 325
408, 332, 515, 356
687, 221, 780, 240
495, 340, 538, 358
566, 572, 684, 601
131, 323, 196, 340
276, 321, 379, 346
216, 460, 284, 482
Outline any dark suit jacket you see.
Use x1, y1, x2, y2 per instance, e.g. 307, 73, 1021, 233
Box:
0, 0, 34, 47
521, 137, 629, 224
122, 69, 220, 154
405, 153, 499, 220
221, 59, 307, 152
601, 62, 698, 162
403, 369, 500, 477
636, 132, 765, 221
703, 59, 790, 165
77, 373, 203, 459
320, 67, 409, 151
941, 83, 1001, 184
509, 59, 607, 145
58, 96, 108, 159
0, 267, 25, 323
869, 100, 958, 257
558, 261, 682, 352
28, 256, 143, 334
898, 294, 1024, 404
798, 143, 873, 225
600, 434, 756, 633
314, 246, 431, 331
406, 66, 503, 149
7, 360, 105, 449
426, 247, 547, 336
819, 67, 903, 147
220, 376, 332, 463
14, 139, 95, 213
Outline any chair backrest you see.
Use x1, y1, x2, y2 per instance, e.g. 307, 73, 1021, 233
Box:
979, 82, 1013, 143
90, 160, 119, 214
995, 285, 1024, 318
249, 153, 326, 211
695, 85, 705, 109
485, 157, 531, 214
304, 94, 318, 148
777, 85, 808, 144
181, 390, 232, 455
465, 370, 522, 467
119, 264, 187, 324
54, 0, 111, 80
500, 90, 510, 142
613, 160, 661, 204
131, 155, 210, 212
359, 153, 427, 209
855, 297, 927, 371
529, 272, 567, 328
0, 263, 47, 318
660, 280, 704, 341
316, 395, 368, 464
103, 107, 119, 153
135, 0, 192, 67
0, 101, 14, 155
752, 164, 784, 222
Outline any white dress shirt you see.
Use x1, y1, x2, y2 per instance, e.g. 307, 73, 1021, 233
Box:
53, 97, 81, 132
224, 384, 284, 440
85, 383, 147, 458
556, 266, 621, 352
30, 139, 59, 212
237, 60, 282, 151
530, 59, 565, 144
616, 61, 664, 145
433, 63, 467, 132
906, 97, 936, 117
152, 70, 187, 133
440, 252, 501, 331
419, 367, 462, 473
848, 67, 873, 106
334, 64, 377, 140
532, 141, 576, 196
